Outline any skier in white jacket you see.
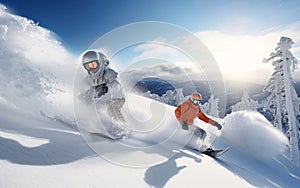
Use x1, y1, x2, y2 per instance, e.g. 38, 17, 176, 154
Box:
80, 50, 125, 122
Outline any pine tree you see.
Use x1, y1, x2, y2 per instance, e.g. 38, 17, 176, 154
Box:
143, 88, 184, 106
263, 36, 299, 166
263, 73, 284, 131
231, 91, 259, 112
202, 95, 220, 118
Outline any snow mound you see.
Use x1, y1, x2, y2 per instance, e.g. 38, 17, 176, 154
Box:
222, 111, 289, 159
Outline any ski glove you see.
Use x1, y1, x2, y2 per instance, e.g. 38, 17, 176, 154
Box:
180, 121, 189, 130
215, 122, 222, 130
94, 84, 109, 98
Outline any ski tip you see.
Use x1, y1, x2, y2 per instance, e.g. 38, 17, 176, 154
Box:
224, 146, 231, 151
223, 146, 230, 150
89, 132, 118, 141
214, 147, 230, 158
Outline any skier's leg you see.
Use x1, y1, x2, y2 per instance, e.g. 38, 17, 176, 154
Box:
193, 127, 213, 152
107, 102, 114, 118
104, 99, 128, 139
115, 98, 125, 122
107, 98, 125, 122
194, 127, 207, 140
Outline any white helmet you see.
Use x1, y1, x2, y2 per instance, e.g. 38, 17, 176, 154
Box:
82, 50, 109, 77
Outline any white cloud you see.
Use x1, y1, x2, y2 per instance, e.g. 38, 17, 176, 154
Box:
127, 21, 300, 84
132, 39, 187, 63
196, 21, 300, 83
127, 37, 221, 83
118, 41, 205, 81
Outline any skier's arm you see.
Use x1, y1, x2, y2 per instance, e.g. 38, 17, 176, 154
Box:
198, 110, 222, 130
104, 68, 118, 86
175, 105, 182, 121
198, 110, 217, 126
103, 68, 125, 99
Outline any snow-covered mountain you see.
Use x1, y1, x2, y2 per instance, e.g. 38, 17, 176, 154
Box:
132, 78, 267, 102
0, 4, 300, 188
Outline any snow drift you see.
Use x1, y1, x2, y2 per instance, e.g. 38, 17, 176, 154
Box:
222, 111, 289, 159
0, 5, 75, 119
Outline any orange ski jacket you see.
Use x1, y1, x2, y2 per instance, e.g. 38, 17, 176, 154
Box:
175, 98, 216, 126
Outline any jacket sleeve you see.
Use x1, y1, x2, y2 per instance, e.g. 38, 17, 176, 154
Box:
104, 68, 118, 85
198, 110, 216, 126
102, 68, 125, 100
174, 105, 182, 121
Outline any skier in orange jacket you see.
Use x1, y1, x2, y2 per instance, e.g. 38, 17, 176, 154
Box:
175, 93, 222, 130
175, 93, 222, 152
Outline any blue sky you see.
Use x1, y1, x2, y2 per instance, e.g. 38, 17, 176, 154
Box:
1, 0, 300, 83
2, 0, 300, 53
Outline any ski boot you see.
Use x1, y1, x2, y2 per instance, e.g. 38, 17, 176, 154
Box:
202, 146, 214, 155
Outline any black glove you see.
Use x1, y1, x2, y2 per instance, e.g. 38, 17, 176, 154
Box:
180, 121, 189, 130
215, 122, 222, 130
94, 84, 108, 98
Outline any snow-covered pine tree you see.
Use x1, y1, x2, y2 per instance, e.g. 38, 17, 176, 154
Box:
263, 73, 284, 131
160, 88, 184, 106
231, 91, 259, 112
202, 95, 220, 118
263, 36, 299, 166
143, 88, 184, 106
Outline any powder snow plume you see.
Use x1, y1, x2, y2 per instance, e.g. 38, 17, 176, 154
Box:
222, 111, 289, 159
0, 5, 76, 119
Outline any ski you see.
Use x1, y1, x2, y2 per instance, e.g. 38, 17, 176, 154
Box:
89, 132, 119, 141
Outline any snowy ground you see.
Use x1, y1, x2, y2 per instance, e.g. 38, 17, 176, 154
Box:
0, 5, 300, 188
1, 95, 300, 188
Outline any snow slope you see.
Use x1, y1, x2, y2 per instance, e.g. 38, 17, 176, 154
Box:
1, 92, 300, 188
0, 4, 300, 188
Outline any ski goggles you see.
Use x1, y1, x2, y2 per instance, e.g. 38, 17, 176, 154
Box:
191, 98, 201, 105
83, 61, 99, 71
